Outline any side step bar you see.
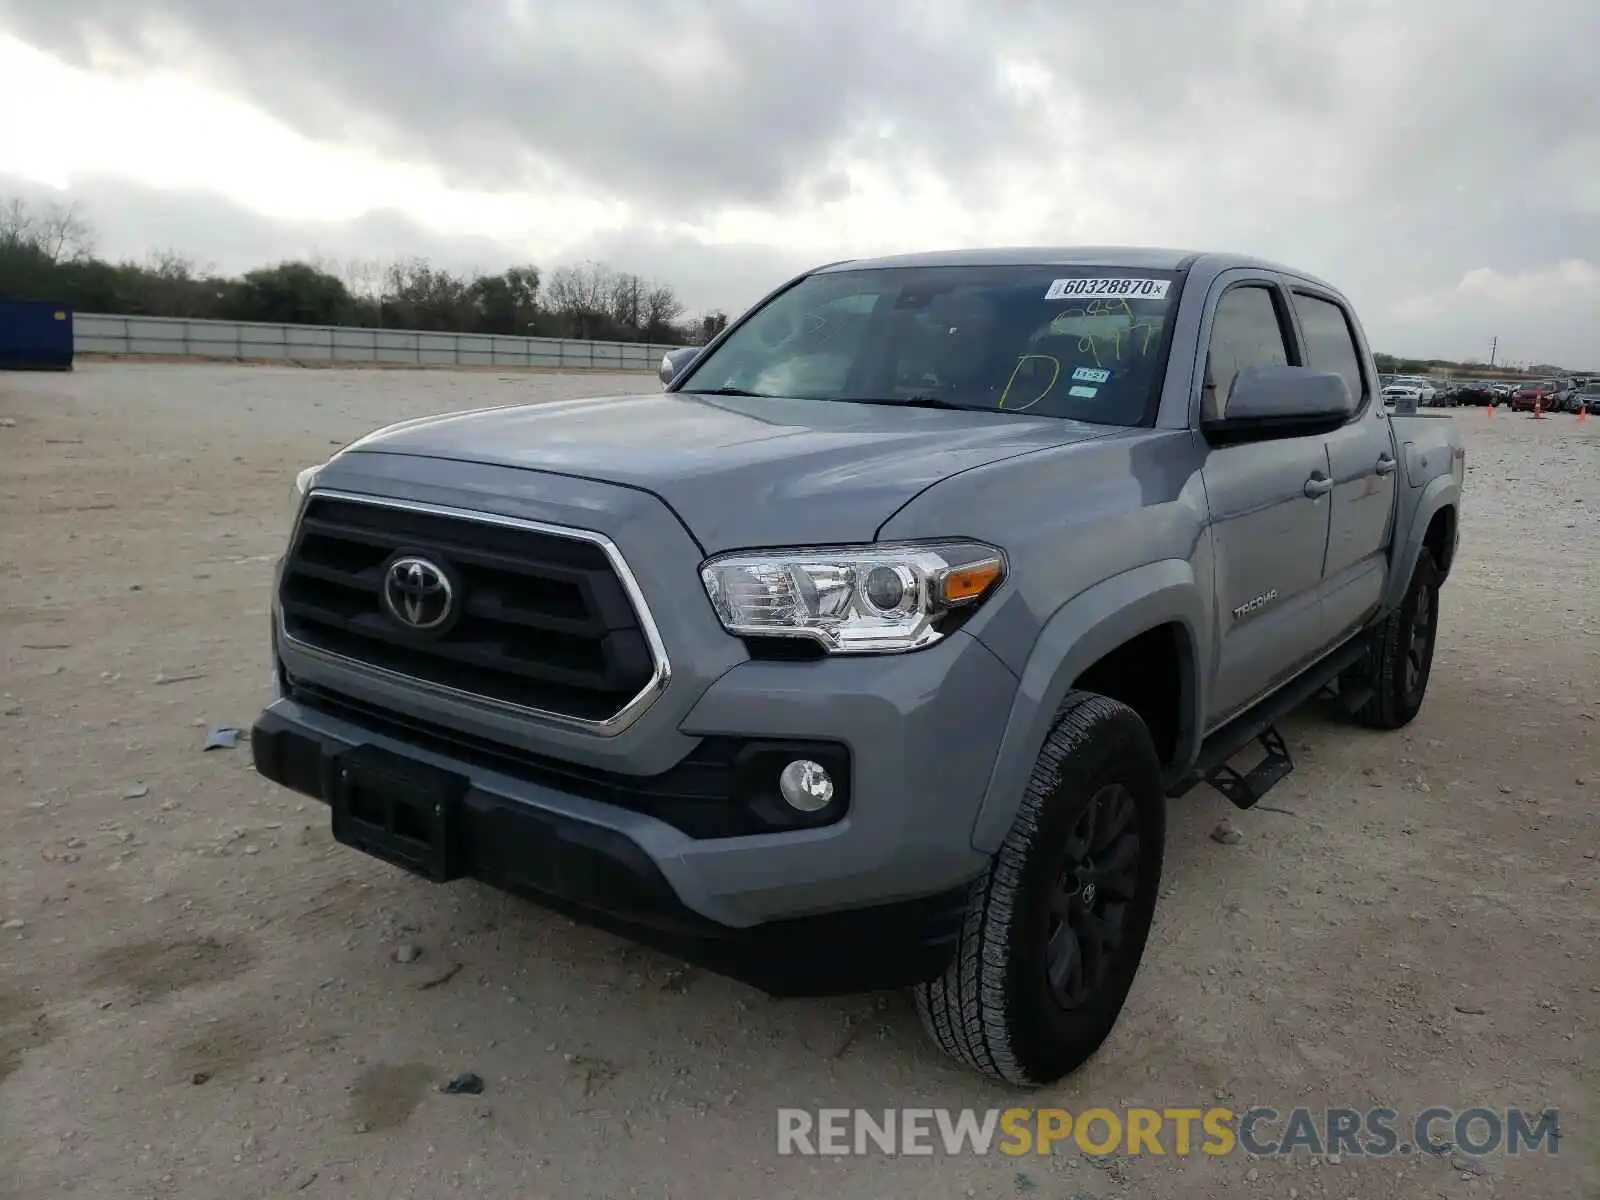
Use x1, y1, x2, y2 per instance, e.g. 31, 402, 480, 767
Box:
1169, 635, 1370, 808
1206, 727, 1294, 809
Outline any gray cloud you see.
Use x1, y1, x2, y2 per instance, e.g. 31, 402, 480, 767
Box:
0, 0, 1051, 215
556, 226, 824, 314
1, 0, 1596, 363
0, 172, 515, 276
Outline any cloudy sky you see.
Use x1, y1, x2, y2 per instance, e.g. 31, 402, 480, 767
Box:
0, 0, 1595, 366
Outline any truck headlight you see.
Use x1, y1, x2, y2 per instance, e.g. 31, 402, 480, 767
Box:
700, 541, 1006, 654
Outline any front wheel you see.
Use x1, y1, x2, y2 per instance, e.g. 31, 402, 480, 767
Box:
913, 692, 1165, 1086
1349, 551, 1441, 729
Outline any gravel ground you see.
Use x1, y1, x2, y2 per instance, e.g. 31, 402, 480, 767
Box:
1, 365, 1596, 1200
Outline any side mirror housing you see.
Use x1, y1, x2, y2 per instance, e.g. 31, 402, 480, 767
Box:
1203, 364, 1354, 442
659, 346, 700, 388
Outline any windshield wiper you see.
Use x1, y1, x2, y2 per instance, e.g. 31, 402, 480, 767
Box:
850, 394, 972, 410
690, 389, 979, 411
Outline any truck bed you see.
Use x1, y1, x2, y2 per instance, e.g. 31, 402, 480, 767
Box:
1388, 409, 1463, 493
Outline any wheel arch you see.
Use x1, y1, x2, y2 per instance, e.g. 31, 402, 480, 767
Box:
970, 560, 1205, 853
1422, 505, 1457, 579
1384, 474, 1460, 610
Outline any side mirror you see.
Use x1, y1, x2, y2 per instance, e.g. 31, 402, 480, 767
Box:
1204, 364, 1353, 441
659, 346, 700, 388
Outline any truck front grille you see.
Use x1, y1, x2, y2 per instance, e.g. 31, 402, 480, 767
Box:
278, 494, 664, 726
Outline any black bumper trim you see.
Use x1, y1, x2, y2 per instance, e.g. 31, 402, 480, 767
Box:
283, 679, 852, 840
251, 710, 971, 997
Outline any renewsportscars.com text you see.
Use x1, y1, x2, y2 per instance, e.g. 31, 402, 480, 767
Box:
776, 1106, 1561, 1158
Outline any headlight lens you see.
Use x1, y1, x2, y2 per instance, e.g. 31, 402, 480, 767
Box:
700, 541, 1005, 654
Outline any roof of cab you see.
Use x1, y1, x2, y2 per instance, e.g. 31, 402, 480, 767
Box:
812, 245, 1331, 287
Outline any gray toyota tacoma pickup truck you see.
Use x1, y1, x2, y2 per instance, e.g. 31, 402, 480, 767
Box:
252, 247, 1463, 1086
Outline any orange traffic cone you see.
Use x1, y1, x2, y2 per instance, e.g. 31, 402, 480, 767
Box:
1485, 402, 1494, 417
1579, 405, 1589, 423
1533, 398, 1545, 419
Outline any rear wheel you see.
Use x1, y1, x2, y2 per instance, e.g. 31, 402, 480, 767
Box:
913, 692, 1165, 1086
1349, 552, 1440, 730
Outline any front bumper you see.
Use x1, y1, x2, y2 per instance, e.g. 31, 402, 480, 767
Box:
253, 702, 978, 997
255, 624, 1018, 995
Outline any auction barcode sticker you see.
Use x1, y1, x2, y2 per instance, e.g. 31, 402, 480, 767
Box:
1045, 277, 1170, 301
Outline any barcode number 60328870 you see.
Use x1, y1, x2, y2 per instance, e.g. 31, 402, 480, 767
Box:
1045, 277, 1171, 302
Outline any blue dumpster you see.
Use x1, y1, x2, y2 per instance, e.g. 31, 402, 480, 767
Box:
0, 299, 74, 370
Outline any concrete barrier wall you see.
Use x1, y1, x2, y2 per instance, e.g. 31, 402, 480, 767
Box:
72, 313, 679, 371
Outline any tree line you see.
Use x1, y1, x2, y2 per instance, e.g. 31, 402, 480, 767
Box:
5, 196, 1563, 372
1371, 352, 1564, 379
0, 197, 732, 346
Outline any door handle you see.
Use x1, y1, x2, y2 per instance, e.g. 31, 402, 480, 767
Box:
1375, 454, 1398, 475
1303, 473, 1335, 498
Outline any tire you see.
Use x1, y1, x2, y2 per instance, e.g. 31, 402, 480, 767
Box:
1350, 551, 1440, 730
913, 692, 1165, 1086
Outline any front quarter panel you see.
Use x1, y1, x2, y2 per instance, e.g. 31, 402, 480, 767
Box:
877, 428, 1214, 852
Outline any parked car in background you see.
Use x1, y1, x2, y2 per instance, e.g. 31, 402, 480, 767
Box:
1384, 377, 1441, 406
1511, 381, 1559, 412
1451, 380, 1498, 407
1382, 380, 1428, 407
1570, 382, 1600, 413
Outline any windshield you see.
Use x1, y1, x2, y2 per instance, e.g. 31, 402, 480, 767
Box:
675, 264, 1183, 426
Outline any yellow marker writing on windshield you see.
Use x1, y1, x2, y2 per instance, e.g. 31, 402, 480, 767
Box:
998, 355, 1060, 411
1086, 297, 1134, 319
1055, 298, 1162, 364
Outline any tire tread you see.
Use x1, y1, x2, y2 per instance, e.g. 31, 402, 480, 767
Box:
914, 690, 1160, 1086
1353, 551, 1440, 730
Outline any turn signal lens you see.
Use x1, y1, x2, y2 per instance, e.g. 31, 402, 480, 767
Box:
937, 559, 1004, 605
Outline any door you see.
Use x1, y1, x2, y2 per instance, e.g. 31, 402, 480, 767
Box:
1200, 280, 1335, 726
1289, 289, 1396, 643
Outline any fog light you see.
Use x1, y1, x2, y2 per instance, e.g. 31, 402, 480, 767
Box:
778, 759, 834, 812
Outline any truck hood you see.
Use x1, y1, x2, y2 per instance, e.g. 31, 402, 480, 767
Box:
341, 391, 1117, 552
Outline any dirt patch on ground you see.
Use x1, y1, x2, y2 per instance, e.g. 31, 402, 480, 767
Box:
0, 366, 1595, 1198
0, 993, 55, 1089
349, 1062, 439, 1134
83, 934, 259, 1005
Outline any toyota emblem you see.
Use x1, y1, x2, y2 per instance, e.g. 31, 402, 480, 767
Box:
382, 556, 455, 632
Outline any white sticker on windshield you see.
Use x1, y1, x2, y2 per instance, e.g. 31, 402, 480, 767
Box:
1045, 277, 1170, 302
1072, 367, 1111, 383
1068, 385, 1098, 398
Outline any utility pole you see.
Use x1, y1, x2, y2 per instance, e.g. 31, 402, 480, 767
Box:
1489, 336, 1498, 367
